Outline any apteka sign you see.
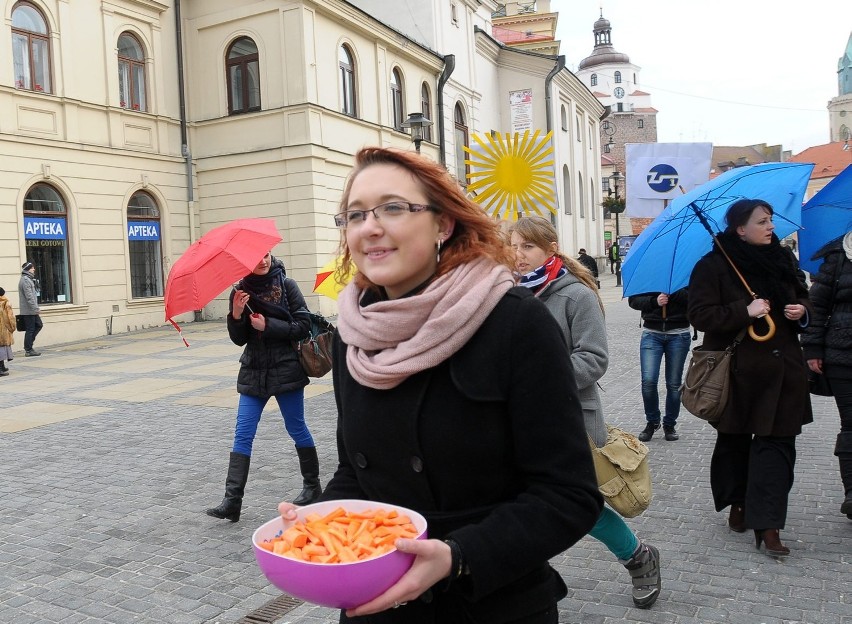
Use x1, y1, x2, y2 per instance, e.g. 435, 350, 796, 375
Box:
24, 217, 66, 240
127, 222, 160, 241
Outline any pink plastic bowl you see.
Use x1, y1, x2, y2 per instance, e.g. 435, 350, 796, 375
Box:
252, 499, 428, 609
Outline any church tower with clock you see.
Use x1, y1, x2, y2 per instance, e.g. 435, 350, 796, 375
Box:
574, 12, 658, 173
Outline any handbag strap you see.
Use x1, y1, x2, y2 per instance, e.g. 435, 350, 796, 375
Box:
726, 327, 749, 353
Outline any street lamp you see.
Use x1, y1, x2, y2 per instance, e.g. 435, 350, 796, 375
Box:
609, 169, 625, 286
400, 112, 433, 154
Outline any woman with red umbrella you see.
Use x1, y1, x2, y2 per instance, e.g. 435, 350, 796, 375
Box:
206, 251, 322, 522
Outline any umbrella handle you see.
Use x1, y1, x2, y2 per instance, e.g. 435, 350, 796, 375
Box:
748, 315, 776, 342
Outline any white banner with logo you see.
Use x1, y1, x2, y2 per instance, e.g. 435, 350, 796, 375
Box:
625, 142, 712, 217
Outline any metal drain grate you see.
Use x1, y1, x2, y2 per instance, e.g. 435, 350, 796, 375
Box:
235, 594, 304, 623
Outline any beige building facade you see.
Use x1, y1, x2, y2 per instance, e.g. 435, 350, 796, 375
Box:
2, 0, 605, 346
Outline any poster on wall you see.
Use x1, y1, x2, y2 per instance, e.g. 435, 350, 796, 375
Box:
509, 89, 533, 133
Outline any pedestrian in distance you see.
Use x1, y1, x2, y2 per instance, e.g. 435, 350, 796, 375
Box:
801, 228, 852, 519
279, 147, 603, 623
609, 243, 620, 275
206, 251, 322, 523
627, 288, 691, 442
17, 262, 42, 357
577, 248, 600, 288
511, 216, 662, 609
0, 287, 15, 376
688, 198, 811, 557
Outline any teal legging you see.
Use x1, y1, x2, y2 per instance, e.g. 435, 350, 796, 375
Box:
588, 506, 639, 560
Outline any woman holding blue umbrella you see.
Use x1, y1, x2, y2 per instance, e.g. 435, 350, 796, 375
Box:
688, 199, 812, 557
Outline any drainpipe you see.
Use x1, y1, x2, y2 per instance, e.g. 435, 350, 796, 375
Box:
437, 54, 455, 166
544, 55, 565, 135
174, 1, 194, 222
174, 1, 201, 321
544, 55, 565, 223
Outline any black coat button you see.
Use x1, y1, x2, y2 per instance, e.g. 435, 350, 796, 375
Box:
772, 349, 781, 358
410, 456, 424, 472
355, 453, 368, 468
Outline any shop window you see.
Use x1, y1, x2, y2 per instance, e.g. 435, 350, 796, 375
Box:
118, 32, 147, 111
339, 44, 357, 117
227, 37, 260, 114
390, 68, 404, 130
12, 2, 52, 94
454, 103, 469, 186
420, 83, 432, 142
23, 183, 71, 304
127, 191, 163, 298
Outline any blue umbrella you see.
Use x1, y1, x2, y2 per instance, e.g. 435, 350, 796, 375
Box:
622, 162, 814, 298
799, 163, 852, 274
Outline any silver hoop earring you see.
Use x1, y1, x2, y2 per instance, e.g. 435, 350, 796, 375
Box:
436, 238, 443, 264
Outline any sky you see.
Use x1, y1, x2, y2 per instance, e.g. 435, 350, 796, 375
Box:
553, 0, 852, 155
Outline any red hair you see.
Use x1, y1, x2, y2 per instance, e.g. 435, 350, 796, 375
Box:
335, 147, 515, 290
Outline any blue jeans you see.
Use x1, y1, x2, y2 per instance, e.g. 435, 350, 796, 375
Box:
232, 390, 314, 456
639, 330, 691, 427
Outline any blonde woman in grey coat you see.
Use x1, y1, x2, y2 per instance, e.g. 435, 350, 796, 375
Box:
510, 216, 661, 609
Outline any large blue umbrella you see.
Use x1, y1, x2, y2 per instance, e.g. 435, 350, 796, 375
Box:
622, 162, 814, 298
799, 163, 852, 274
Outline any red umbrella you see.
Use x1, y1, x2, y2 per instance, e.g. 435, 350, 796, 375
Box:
164, 218, 282, 344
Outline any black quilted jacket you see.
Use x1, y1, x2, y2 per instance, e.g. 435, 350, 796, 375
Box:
801, 242, 852, 373
226, 275, 310, 397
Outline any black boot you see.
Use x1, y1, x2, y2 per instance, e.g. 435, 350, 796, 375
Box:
293, 446, 322, 506
0, 362, 8, 377
206, 452, 250, 522
835, 432, 852, 519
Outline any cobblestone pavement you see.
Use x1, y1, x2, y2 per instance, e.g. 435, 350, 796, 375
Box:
1, 271, 850, 624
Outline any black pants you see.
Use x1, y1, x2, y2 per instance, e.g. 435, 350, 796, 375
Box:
711, 432, 796, 529
826, 373, 852, 435
22, 314, 43, 351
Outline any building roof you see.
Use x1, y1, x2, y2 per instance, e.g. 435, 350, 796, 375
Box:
630, 90, 650, 96
592, 91, 608, 97
632, 107, 658, 113
789, 141, 852, 179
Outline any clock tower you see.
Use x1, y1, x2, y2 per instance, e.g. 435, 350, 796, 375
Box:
574, 12, 658, 171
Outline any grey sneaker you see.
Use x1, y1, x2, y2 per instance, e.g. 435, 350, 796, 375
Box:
623, 542, 661, 608
25, 350, 41, 357
637, 423, 659, 442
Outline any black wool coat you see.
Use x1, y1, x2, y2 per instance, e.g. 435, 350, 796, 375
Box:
227, 276, 310, 397
688, 250, 813, 437
801, 244, 852, 376
322, 287, 603, 624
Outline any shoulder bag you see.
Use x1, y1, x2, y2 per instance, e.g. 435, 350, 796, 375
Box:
808, 255, 845, 397
294, 311, 335, 378
588, 425, 652, 518
15, 314, 25, 332
681, 327, 748, 423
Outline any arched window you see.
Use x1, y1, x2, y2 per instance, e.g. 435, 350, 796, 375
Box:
454, 103, 469, 186
226, 37, 260, 115
127, 191, 163, 298
339, 44, 357, 117
390, 68, 404, 130
23, 183, 71, 304
577, 172, 585, 218
614, 71, 622, 84
590, 73, 597, 87
576, 115, 581, 141
118, 32, 146, 111
560, 105, 567, 131
562, 165, 571, 215
420, 83, 432, 142
12, 2, 52, 94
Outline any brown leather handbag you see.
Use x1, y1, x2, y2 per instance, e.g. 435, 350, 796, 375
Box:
680, 327, 747, 423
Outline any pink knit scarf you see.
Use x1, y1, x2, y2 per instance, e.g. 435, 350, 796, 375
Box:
336, 257, 515, 389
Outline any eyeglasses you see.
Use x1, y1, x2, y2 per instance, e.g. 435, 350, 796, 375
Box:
334, 201, 434, 228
